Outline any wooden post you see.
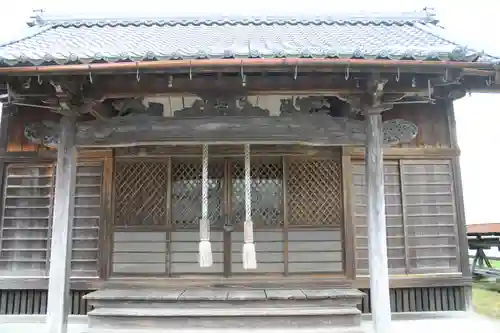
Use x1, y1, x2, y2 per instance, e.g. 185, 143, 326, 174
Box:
365, 107, 392, 333
445, 100, 472, 311
46, 116, 77, 333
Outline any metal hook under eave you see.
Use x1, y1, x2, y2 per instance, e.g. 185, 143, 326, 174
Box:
189, 61, 193, 80
6, 83, 11, 104
240, 61, 246, 87
294, 64, 298, 80
395, 68, 400, 82
427, 79, 432, 101
445, 68, 449, 81
88, 71, 93, 84
345, 66, 350, 80
136, 63, 140, 82
38, 75, 43, 85
486, 76, 492, 86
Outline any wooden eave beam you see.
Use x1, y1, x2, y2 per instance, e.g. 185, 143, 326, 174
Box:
0, 58, 496, 76
77, 75, 434, 99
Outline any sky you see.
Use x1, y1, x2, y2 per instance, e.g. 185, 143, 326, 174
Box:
0, 1, 498, 224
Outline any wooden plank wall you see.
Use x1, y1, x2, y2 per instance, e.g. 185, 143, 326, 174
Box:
6, 108, 60, 153
112, 231, 169, 274
384, 103, 450, 148
110, 229, 343, 276
351, 159, 460, 275
231, 230, 284, 274
170, 231, 224, 275
287, 230, 343, 274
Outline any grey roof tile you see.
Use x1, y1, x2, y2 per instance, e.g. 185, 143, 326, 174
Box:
0, 9, 497, 66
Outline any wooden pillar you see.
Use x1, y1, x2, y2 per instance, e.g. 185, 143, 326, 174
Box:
46, 116, 77, 333
445, 99, 472, 311
365, 107, 392, 333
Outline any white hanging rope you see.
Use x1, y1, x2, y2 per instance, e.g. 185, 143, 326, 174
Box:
199, 144, 213, 267
243, 144, 257, 269
201, 145, 208, 222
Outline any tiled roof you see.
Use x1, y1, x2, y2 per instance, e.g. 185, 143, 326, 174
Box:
0, 9, 496, 67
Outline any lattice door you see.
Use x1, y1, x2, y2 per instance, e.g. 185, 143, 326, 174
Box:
285, 158, 342, 227
114, 161, 168, 226
171, 159, 225, 230
229, 157, 283, 229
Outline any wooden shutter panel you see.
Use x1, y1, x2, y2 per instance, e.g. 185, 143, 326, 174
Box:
353, 161, 406, 275
0, 160, 103, 278
400, 160, 459, 272
0, 164, 55, 276
71, 161, 103, 277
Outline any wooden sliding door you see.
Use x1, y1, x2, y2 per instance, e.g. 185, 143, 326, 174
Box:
109, 149, 344, 278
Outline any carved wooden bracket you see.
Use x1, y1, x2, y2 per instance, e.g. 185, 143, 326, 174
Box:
174, 96, 269, 117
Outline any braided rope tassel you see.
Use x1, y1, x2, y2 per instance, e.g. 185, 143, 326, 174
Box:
243, 144, 257, 269
199, 144, 212, 267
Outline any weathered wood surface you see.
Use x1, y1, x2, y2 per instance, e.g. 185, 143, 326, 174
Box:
365, 112, 392, 333
84, 287, 365, 303
45, 116, 77, 333
19, 95, 423, 148
72, 114, 417, 147
84, 287, 364, 331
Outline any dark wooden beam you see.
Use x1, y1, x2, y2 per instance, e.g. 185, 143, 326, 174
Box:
70, 113, 419, 148
8, 69, 500, 100
79, 74, 436, 99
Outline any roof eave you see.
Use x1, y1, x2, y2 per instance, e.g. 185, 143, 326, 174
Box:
0, 57, 497, 76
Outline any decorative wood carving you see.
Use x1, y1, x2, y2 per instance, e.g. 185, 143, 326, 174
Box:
279, 97, 331, 115
174, 96, 269, 117
76, 114, 417, 147
23, 97, 419, 148
383, 119, 418, 144
112, 98, 146, 116
24, 120, 61, 148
